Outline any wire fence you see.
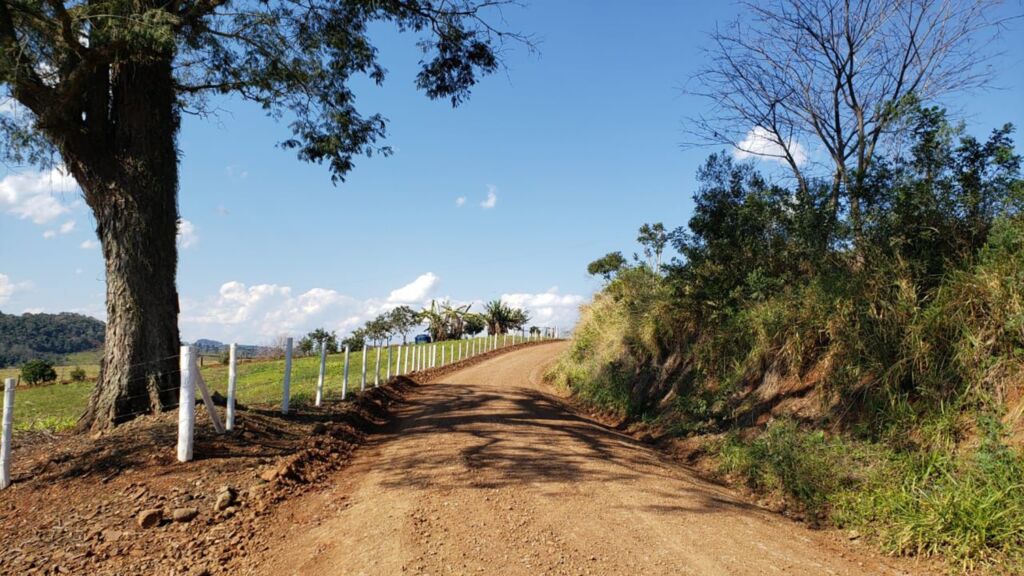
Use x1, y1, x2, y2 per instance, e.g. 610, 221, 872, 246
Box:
0, 331, 558, 484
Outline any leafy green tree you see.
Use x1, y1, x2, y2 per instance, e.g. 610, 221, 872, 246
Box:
21, 359, 57, 385
365, 315, 392, 347
388, 306, 420, 344
302, 328, 338, 354
463, 313, 486, 337
587, 252, 627, 281
507, 308, 530, 333
862, 105, 1022, 280
341, 328, 367, 352
297, 336, 315, 357
669, 153, 816, 313
637, 223, 667, 270
0, 0, 524, 429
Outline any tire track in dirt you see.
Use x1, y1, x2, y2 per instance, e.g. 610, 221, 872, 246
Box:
249, 342, 929, 576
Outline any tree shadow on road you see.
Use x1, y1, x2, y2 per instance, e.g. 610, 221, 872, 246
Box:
363, 380, 765, 516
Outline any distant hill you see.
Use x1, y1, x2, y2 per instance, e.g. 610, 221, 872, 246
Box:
189, 338, 265, 359
0, 311, 105, 367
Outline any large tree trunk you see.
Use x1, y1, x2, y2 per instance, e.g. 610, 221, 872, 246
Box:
76, 56, 181, 431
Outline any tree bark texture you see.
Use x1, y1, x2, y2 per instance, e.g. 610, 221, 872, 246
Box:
72, 55, 182, 431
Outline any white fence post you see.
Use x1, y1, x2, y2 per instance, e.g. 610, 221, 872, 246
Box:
177, 345, 196, 463
361, 345, 368, 391
342, 345, 350, 399
1, 378, 14, 489
403, 344, 409, 374
431, 344, 436, 368
374, 345, 382, 387
315, 342, 328, 406
386, 345, 393, 380
282, 337, 293, 415
226, 343, 237, 431
441, 343, 446, 366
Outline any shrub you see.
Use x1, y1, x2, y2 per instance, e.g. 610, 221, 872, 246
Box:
69, 366, 87, 382
21, 359, 58, 385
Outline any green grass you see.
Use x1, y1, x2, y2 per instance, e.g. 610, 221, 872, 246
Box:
715, 419, 1024, 572
7, 336, 518, 434
0, 347, 103, 383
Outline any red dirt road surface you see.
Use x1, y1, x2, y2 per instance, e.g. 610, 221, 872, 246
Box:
250, 342, 927, 576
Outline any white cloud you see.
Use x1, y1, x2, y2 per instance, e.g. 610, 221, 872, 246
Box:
43, 219, 76, 239
22, 307, 43, 314
734, 126, 808, 166
225, 165, 249, 181
0, 273, 31, 305
178, 219, 199, 249
386, 273, 439, 305
181, 281, 359, 343
80, 239, 99, 249
0, 167, 78, 224
177, 273, 585, 344
455, 196, 466, 207
179, 273, 449, 343
500, 287, 585, 330
480, 185, 498, 209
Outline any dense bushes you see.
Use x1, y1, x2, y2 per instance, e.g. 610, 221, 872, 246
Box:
550, 107, 1024, 569
21, 359, 58, 385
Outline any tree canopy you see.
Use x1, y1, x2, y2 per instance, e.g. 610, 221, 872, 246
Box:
0, 0, 527, 178
0, 0, 527, 429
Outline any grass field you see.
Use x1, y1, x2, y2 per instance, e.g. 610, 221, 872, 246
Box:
9, 336, 523, 433
0, 348, 104, 384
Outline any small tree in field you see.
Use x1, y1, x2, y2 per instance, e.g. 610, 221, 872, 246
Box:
0, 0, 526, 430
21, 360, 57, 385
388, 306, 419, 344
341, 328, 367, 352
69, 366, 87, 382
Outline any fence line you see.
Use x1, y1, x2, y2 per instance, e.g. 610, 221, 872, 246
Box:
0, 329, 559, 487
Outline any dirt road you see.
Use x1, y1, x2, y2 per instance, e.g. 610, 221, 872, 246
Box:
253, 343, 920, 576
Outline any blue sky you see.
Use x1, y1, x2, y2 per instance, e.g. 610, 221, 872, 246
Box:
2, 1, 1023, 344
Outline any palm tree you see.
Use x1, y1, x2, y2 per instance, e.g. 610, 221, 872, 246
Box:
483, 299, 512, 335
482, 299, 531, 335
